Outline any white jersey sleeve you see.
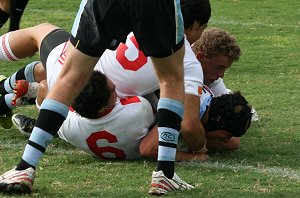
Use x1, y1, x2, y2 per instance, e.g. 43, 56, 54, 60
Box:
182, 36, 204, 97
96, 33, 204, 98
58, 96, 156, 160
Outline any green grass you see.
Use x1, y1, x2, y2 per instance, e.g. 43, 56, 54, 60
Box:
0, 0, 299, 197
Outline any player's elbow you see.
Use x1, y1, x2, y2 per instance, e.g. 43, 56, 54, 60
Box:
181, 119, 206, 150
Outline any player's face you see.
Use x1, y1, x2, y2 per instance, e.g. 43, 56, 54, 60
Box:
200, 55, 233, 85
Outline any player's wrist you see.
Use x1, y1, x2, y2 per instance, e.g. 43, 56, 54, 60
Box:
192, 139, 207, 154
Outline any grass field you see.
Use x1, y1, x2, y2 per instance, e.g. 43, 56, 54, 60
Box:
0, 0, 299, 197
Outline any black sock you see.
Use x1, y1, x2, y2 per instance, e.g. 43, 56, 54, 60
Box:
0, 8, 9, 29
157, 161, 174, 179
16, 159, 35, 170
9, 0, 29, 31
0, 95, 11, 114
0, 77, 8, 95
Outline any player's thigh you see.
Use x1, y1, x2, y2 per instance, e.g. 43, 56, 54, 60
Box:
40, 28, 70, 67
133, 0, 184, 58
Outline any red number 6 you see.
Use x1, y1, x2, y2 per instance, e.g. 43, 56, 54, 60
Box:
86, 131, 126, 159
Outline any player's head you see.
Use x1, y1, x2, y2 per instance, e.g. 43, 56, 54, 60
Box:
72, 71, 117, 119
181, 0, 211, 44
205, 91, 252, 137
192, 28, 241, 84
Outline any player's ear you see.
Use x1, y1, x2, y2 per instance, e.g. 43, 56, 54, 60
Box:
196, 51, 204, 61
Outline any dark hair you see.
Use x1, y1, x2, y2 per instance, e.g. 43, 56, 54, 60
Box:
205, 92, 252, 137
181, 0, 211, 29
72, 71, 111, 119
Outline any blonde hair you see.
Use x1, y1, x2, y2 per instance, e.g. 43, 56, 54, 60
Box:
192, 28, 241, 61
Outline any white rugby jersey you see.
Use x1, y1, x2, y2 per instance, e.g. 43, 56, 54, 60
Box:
58, 96, 156, 160
96, 33, 204, 98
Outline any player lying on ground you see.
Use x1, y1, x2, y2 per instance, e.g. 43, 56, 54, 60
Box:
0, 24, 252, 161
0, 21, 251, 160
0, 24, 251, 151
11, 80, 252, 160
0, 26, 249, 150
0, 26, 256, 150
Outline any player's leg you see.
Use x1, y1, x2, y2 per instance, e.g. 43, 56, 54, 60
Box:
13, 27, 71, 168
0, 61, 41, 115
12, 80, 47, 136
151, 45, 185, 178
9, 0, 104, 182
135, 0, 194, 195
0, 61, 42, 95
9, 0, 29, 31
0, 26, 69, 194
0, 23, 59, 61
1, 27, 76, 196
0, 23, 60, 116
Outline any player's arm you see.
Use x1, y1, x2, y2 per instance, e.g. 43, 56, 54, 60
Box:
175, 150, 208, 161
181, 94, 206, 152
180, 40, 206, 152
139, 124, 208, 161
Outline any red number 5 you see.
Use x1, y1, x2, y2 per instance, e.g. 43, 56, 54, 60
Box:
116, 36, 147, 71
86, 131, 126, 159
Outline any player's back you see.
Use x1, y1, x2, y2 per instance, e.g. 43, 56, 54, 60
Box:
96, 33, 204, 98
58, 96, 156, 160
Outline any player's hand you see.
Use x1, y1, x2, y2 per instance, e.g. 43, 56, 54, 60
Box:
11, 80, 29, 106
192, 152, 209, 161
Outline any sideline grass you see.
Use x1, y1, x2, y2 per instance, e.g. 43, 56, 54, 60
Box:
0, 0, 299, 197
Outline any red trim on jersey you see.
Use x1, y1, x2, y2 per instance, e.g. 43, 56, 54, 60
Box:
58, 42, 68, 65
120, 96, 141, 105
198, 86, 203, 96
69, 106, 75, 112
203, 85, 213, 95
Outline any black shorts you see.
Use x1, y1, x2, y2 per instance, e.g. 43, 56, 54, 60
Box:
40, 29, 71, 68
70, 0, 184, 58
